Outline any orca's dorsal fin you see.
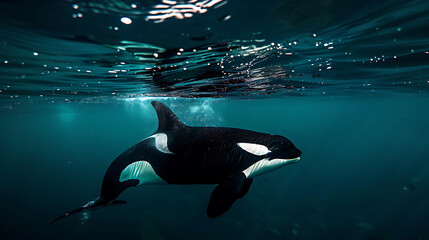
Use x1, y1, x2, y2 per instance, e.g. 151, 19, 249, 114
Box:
151, 101, 185, 132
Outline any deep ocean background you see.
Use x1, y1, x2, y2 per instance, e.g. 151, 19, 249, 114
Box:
1, 0, 429, 239
1, 96, 429, 239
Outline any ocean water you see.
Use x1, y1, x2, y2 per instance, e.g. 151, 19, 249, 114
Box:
1, 0, 429, 239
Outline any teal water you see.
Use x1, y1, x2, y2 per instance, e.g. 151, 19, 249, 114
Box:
1, 96, 429, 239
1, 0, 429, 239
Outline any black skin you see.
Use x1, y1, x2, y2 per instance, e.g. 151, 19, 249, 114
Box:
51, 101, 301, 223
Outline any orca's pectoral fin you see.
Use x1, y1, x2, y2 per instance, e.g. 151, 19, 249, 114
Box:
207, 173, 250, 218
238, 178, 253, 199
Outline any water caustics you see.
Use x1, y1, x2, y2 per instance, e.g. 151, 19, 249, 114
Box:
145, 0, 227, 23
0, 0, 429, 104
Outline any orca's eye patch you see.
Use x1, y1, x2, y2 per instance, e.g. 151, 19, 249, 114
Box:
237, 142, 271, 156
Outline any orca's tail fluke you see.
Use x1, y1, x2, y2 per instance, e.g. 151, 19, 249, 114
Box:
50, 198, 105, 224
50, 198, 126, 224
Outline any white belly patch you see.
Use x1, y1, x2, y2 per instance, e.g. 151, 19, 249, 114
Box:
243, 157, 300, 178
144, 133, 174, 154
119, 160, 166, 185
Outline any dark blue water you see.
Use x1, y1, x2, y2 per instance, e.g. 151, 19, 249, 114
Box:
1, 0, 429, 239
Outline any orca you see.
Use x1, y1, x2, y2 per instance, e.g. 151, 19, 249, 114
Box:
51, 101, 301, 223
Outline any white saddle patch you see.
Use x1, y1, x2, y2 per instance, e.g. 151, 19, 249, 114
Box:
145, 133, 174, 154
242, 157, 300, 178
237, 142, 271, 156
119, 160, 166, 185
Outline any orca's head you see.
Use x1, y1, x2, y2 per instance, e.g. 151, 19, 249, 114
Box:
238, 135, 301, 178
265, 135, 301, 163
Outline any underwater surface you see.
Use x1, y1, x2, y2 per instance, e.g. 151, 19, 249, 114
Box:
1, 0, 429, 239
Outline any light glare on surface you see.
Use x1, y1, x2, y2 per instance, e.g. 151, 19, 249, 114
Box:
121, 17, 132, 25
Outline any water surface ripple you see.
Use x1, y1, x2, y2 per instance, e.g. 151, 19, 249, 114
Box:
0, 0, 428, 103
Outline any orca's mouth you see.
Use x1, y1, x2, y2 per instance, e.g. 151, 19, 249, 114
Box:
268, 157, 300, 163
285, 156, 300, 162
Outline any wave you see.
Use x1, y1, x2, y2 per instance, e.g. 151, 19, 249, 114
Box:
0, 0, 428, 103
